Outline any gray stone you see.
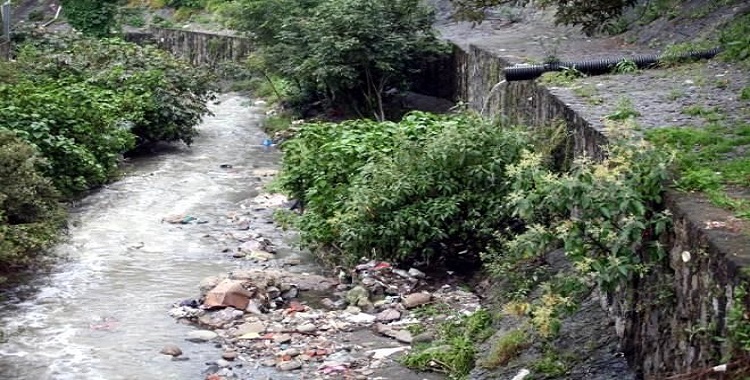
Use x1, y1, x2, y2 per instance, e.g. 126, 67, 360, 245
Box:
376, 308, 401, 322
222, 351, 238, 361
216, 359, 231, 368
277, 360, 302, 371
412, 332, 435, 343
159, 344, 183, 357
186, 330, 218, 342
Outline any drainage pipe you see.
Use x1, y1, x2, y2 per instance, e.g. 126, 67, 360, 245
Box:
503, 47, 722, 81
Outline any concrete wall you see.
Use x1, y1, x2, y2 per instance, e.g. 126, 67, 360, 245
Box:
126, 28, 252, 67
453, 42, 750, 378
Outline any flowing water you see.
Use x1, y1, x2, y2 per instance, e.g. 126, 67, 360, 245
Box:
0, 94, 283, 380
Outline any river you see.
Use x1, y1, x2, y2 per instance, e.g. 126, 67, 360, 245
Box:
0, 94, 283, 380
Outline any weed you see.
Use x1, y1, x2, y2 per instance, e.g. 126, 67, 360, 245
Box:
531, 346, 574, 377
667, 88, 686, 101
605, 97, 641, 120
262, 114, 293, 136
613, 59, 638, 74
478, 328, 530, 369
402, 309, 493, 378
539, 67, 585, 87
682, 105, 724, 122
272, 209, 298, 231
741, 87, 750, 101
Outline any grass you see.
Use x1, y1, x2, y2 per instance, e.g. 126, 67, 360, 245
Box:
645, 122, 750, 218
478, 328, 531, 369
605, 97, 640, 121
530, 346, 575, 377
539, 67, 584, 87
402, 309, 493, 379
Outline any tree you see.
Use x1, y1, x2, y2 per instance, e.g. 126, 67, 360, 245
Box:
224, 0, 447, 120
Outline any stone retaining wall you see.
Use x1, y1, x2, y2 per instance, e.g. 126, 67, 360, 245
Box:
453, 42, 750, 378
126, 28, 252, 67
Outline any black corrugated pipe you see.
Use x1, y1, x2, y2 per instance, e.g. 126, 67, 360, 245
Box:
503, 47, 722, 81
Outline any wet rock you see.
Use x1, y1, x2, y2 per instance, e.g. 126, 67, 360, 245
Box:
266, 286, 281, 299
261, 358, 277, 367
394, 330, 413, 344
279, 348, 301, 358
249, 250, 274, 261
222, 351, 238, 361
186, 330, 218, 342
216, 359, 232, 368
160, 344, 183, 357
204, 280, 254, 310
281, 286, 299, 299
376, 308, 401, 322
402, 292, 431, 309
277, 360, 302, 371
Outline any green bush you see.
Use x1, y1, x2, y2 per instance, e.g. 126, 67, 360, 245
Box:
61, 0, 120, 37
337, 114, 529, 264
0, 130, 65, 270
0, 34, 215, 195
278, 112, 530, 265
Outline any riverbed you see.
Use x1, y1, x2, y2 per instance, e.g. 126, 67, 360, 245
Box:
0, 94, 283, 380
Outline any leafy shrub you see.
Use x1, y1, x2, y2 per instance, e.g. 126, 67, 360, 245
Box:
278, 111, 530, 265
61, 0, 120, 37
0, 130, 65, 270
0, 33, 215, 195
492, 136, 672, 290
337, 114, 529, 264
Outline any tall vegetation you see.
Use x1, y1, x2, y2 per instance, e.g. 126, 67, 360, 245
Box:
220, 0, 447, 119
61, 0, 122, 37
0, 32, 215, 272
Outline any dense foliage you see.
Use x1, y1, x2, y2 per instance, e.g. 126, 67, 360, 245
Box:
450, 0, 638, 35
0, 32, 214, 271
61, 0, 121, 37
0, 130, 65, 271
278, 112, 671, 290
220, 0, 447, 119
0, 33, 215, 195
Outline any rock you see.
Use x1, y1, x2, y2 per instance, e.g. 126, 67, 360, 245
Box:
216, 359, 231, 368
344, 312, 377, 324
233, 321, 265, 337
394, 330, 413, 344
222, 351, 238, 361
266, 286, 281, 299
402, 292, 431, 309
281, 287, 299, 299
367, 346, 408, 359
245, 300, 264, 315
204, 280, 254, 310
277, 360, 302, 371
160, 344, 183, 357
279, 348, 301, 357
198, 308, 244, 329
296, 323, 317, 333
376, 308, 401, 322
346, 286, 369, 306
249, 250, 274, 261
261, 358, 277, 367
186, 330, 218, 343
408, 268, 426, 278
273, 334, 293, 344
412, 332, 435, 344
